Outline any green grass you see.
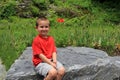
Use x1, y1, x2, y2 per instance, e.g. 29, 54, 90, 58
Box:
0, 16, 120, 70
0, 0, 120, 70
0, 17, 37, 70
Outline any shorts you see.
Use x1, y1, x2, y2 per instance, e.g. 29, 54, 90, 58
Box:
35, 61, 64, 77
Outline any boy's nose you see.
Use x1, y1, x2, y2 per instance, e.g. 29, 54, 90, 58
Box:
42, 27, 47, 30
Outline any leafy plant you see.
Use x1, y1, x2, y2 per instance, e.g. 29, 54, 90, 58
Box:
0, 1, 16, 19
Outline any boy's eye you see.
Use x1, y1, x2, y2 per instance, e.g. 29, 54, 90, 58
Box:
45, 26, 48, 28
40, 26, 44, 28
40, 26, 49, 28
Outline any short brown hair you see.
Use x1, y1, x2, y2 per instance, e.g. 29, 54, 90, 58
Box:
36, 16, 50, 27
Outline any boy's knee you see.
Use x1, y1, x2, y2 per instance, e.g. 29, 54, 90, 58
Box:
48, 68, 57, 77
58, 67, 65, 76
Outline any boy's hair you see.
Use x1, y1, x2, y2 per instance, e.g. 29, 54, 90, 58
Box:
36, 16, 50, 27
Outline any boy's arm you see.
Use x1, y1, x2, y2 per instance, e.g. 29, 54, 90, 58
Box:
39, 54, 56, 68
52, 52, 57, 64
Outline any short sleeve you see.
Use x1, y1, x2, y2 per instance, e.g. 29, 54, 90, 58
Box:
32, 38, 42, 55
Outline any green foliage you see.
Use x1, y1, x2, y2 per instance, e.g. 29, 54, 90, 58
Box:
0, 1, 16, 19
91, 0, 120, 24
32, 0, 49, 10
55, 7, 79, 18
0, 17, 120, 70
0, 0, 119, 24
49, 0, 55, 4
0, 17, 36, 70
0, 0, 120, 70
30, 6, 39, 17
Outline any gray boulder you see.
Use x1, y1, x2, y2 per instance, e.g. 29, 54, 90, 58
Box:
63, 57, 120, 80
6, 47, 120, 80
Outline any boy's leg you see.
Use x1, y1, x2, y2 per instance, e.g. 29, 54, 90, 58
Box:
54, 61, 65, 80
56, 67, 65, 80
35, 63, 57, 80
44, 68, 57, 80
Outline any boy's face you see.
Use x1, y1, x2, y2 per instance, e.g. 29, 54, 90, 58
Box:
36, 20, 50, 37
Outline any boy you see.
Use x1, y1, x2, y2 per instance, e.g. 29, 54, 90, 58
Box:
32, 16, 65, 80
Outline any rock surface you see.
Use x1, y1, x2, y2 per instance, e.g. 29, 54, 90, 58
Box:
0, 59, 6, 80
6, 47, 120, 80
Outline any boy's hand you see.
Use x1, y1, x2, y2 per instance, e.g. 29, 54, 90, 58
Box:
51, 62, 57, 69
53, 61, 57, 64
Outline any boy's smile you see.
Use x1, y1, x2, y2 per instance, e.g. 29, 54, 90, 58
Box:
36, 20, 50, 38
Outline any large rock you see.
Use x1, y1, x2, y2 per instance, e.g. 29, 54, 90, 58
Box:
63, 57, 120, 80
6, 47, 120, 80
0, 59, 6, 80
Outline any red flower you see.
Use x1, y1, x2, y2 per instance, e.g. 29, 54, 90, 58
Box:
57, 18, 64, 23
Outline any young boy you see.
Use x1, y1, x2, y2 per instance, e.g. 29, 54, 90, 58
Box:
32, 16, 65, 80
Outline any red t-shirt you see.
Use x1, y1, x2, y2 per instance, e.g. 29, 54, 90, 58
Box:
32, 35, 56, 66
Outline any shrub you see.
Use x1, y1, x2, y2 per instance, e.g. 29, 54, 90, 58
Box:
0, 1, 17, 19
55, 7, 79, 18
30, 5, 39, 17
32, 0, 49, 10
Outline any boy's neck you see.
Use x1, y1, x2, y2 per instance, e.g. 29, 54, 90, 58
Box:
39, 34, 48, 38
